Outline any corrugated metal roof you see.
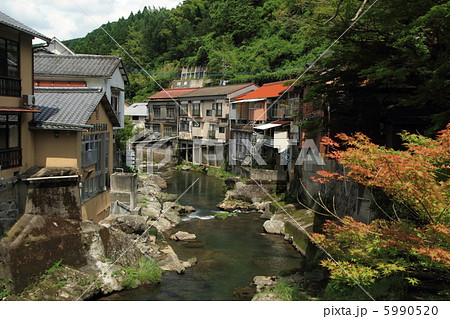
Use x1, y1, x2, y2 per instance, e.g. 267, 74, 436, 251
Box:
33, 87, 118, 130
34, 54, 126, 80
235, 80, 294, 100
254, 123, 282, 130
125, 103, 148, 116
0, 11, 50, 42
146, 88, 199, 100
181, 83, 256, 98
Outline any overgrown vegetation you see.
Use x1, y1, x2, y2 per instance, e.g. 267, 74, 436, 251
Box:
120, 258, 163, 289
40, 259, 63, 280
312, 125, 450, 300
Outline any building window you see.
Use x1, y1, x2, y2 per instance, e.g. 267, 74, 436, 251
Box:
180, 104, 189, 116
250, 102, 263, 109
192, 103, 201, 116
0, 114, 21, 168
206, 109, 212, 116
219, 127, 225, 134
216, 103, 223, 117
153, 106, 161, 118
180, 120, 190, 132
81, 133, 110, 202
167, 107, 175, 119
0, 38, 21, 97
132, 116, 139, 121
193, 121, 200, 127
208, 123, 216, 139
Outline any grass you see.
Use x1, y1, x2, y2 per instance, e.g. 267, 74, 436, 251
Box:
270, 278, 308, 301
40, 259, 63, 280
121, 258, 163, 289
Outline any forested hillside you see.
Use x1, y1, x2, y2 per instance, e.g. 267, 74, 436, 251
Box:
64, 0, 449, 135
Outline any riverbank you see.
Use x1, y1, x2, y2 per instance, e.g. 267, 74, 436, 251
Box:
1, 172, 198, 301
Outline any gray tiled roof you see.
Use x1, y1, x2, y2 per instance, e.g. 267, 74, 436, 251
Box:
181, 83, 255, 98
34, 54, 125, 79
125, 103, 148, 117
0, 11, 50, 42
33, 87, 118, 130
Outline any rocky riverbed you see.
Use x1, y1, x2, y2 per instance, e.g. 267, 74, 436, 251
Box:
1, 173, 198, 301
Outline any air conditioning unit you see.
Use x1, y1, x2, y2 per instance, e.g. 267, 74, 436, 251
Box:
23, 95, 35, 106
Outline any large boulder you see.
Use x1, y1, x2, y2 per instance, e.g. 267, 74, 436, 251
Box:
170, 231, 196, 241
140, 202, 161, 219
157, 245, 185, 273
147, 174, 167, 189
253, 276, 276, 293
226, 182, 270, 203
263, 219, 285, 235
148, 217, 172, 233
163, 210, 181, 225
100, 215, 148, 235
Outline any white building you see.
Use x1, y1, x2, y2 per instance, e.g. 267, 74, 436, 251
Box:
125, 102, 148, 129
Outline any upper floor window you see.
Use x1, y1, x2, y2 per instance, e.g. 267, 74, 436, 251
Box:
215, 103, 223, 117
0, 114, 21, 169
153, 106, 161, 118
0, 38, 21, 97
192, 103, 201, 116
167, 107, 175, 119
180, 104, 189, 116
0, 38, 19, 78
180, 120, 190, 132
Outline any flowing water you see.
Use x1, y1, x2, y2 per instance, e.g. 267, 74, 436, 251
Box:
100, 170, 303, 301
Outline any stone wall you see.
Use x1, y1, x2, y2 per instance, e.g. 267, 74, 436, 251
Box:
288, 158, 375, 224
0, 178, 20, 235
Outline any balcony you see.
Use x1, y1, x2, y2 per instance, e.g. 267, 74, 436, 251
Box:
0, 77, 21, 97
0, 148, 22, 169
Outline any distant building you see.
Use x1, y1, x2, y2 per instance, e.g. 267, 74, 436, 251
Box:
34, 37, 75, 56
34, 54, 129, 129
171, 66, 212, 89
124, 102, 148, 129
146, 88, 199, 138
178, 83, 258, 166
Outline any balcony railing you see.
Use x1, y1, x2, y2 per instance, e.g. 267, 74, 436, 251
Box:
0, 148, 22, 169
0, 76, 21, 97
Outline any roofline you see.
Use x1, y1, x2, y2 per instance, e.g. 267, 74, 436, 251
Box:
0, 15, 51, 43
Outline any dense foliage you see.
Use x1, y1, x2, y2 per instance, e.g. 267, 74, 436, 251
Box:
312, 125, 450, 300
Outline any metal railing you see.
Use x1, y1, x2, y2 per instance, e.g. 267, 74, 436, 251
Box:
0, 148, 22, 169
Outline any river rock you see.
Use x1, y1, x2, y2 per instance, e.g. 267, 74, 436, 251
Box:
148, 217, 172, 233
178, 205, 195, 215
253, 276, 276, 293
141, 206, 160, 219
138, 185, 161, 196
225, 177, 241, 190
147, 174, 167, 189
100, 215, 148, 235
163, 209, 181, 224
181, 165, 191, 171
162, 201, 177, 212
170, 231, 196, 241
158, 245, 185, 273
263, 219, 285, 235
181, 257, 198, 268
256, 201, 272, 219
226, 182, 270, 203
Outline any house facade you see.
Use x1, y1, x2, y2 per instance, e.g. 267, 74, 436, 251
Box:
0, 11, 50, 233
33, 54, 129, 129
177, 83, 258, 166
146, 88, 199, 138
124, 102, 148, 130
230, 80, 302, 163
32, 87, 118, 222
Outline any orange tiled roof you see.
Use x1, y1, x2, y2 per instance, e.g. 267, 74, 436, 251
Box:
146, 88, 200, 100
235, 80, 294, 100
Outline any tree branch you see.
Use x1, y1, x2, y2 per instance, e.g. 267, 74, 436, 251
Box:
325, 0, 344, 24
351, 0, 369, 21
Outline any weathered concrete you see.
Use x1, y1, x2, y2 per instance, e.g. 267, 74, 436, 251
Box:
110, 173, 138, 210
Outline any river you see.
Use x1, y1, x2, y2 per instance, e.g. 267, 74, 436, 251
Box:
100, 170, 303, 301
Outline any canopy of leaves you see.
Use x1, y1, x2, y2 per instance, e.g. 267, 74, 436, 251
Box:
313, 125, 450, 300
